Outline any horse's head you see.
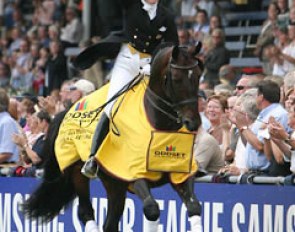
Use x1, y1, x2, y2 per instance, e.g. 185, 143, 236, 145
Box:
148, 43, 204, 132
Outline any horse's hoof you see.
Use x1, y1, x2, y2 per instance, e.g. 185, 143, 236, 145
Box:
81, 157, 99, 179
143, 197, 160, 221
85, 220, 100, 232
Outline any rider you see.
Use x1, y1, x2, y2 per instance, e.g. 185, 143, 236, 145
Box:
81, 0, 179, 178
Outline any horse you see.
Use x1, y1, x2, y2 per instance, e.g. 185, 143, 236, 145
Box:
23, 43, 204, 232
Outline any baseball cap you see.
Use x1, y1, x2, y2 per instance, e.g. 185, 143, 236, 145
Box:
69, 79, 95, 96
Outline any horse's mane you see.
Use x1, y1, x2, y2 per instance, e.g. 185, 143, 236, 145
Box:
151, 42, 175, 63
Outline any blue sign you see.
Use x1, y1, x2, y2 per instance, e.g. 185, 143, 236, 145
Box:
0, 177, 294, 231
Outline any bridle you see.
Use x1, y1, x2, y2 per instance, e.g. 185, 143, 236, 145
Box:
167, 57, 200, 107
145, 55, 201, 124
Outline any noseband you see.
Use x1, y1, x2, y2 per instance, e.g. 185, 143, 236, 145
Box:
146, 57, 200, 123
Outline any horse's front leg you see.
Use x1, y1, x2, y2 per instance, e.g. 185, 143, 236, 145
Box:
172, 176, 203, 232
70, 164, 100, 232
133, 179, 160, 232
99, 171, 128, 232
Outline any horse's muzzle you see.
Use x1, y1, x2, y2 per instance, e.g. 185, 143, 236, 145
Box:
182, 116, 201, 132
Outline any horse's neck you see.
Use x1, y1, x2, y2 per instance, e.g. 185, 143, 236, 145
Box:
143, 91, 182, 131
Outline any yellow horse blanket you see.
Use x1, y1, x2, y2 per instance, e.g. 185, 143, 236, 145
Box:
55, 78, 198, 184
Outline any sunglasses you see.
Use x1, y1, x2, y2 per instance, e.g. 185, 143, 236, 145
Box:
68, 86, 78, 91
236, 86, 245, 90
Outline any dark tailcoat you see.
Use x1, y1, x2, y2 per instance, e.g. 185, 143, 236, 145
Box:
74, 0, 178, 70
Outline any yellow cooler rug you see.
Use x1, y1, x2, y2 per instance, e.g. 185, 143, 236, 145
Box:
55, 78, 198, 184
55, 84, 109, 171
96, 79, 198, 184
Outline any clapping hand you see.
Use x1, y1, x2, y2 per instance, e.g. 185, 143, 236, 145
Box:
12, 133, 27, 147
219, 165, 243, 176
234, 107, 248, 129
268, 116, 288, 140
220, 113, 231, 130
38, 96, 56, 115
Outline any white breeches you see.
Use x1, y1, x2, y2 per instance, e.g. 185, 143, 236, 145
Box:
104, 44, 151, 117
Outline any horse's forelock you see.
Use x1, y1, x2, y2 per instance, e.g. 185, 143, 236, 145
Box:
176, 46, 204, 73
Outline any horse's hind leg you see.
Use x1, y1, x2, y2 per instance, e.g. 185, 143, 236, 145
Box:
172, 176, 203, 232
71, 164, 99, 232
133, 179, 160, 232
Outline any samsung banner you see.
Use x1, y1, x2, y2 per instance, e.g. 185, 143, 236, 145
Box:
0, 177, 294, 232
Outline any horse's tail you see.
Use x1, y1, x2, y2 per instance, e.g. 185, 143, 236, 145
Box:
22, 110, 77, 222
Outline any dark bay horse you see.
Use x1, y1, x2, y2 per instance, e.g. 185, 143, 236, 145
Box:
23, 44, 204, 232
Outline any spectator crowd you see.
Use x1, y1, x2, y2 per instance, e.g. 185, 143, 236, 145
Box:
0, 0, 295, 183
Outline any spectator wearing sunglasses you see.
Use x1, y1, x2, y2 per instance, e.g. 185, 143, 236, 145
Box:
236, 74, 262, 91
234, 75, 254, 96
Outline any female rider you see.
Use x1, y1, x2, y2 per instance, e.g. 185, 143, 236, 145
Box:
82, 0, 179, 177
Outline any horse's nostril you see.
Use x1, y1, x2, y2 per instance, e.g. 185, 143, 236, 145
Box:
183, 119, 190, 126
183, 119, 199, 131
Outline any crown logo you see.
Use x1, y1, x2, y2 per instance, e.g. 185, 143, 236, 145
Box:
75, 99, 88, 111
166, 145, 176, 151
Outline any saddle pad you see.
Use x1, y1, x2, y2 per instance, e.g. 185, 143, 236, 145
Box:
54, 77, 198, 184
147, 131, 195, 173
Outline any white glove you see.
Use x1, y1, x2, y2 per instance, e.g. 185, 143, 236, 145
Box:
140, 64, 151, 75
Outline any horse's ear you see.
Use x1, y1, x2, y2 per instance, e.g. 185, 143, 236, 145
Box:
171, 45, 179, 60
196, 58, 204, 71
194, 41, 202, 55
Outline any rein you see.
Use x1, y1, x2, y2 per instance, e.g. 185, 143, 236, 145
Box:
145, 86, 181, 123
80, 74, 144, 128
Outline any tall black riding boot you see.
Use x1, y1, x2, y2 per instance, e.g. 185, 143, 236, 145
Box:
81, 113, 109, 178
